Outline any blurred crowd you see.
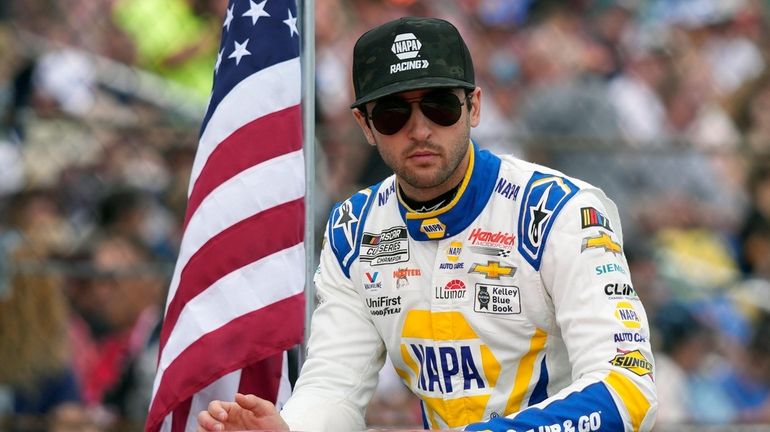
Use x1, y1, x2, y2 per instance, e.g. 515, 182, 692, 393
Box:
1, 0, 770, 430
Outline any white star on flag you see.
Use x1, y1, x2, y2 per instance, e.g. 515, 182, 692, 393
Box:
283, 9, 299, 37
223, 5, 234, 31
228, 39, 251, 65
243, 0, 270, 25
214, 48, 223, 73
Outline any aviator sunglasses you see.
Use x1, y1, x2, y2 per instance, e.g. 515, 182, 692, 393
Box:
366, 89, 470, 135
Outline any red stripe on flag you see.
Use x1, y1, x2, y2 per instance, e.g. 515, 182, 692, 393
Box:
146, 293, 304, 432
184, 105, 303, 229
171, 398, 191, 432
239, 352, 285, 402
160, 198, 304, 353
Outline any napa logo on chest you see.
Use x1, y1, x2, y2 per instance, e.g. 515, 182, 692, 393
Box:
395, 310, 500, 429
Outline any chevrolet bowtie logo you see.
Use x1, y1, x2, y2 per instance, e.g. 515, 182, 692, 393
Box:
469, 261, 515, 279
581, 232, 622, 255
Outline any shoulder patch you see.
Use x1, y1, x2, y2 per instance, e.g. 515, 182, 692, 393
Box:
328, 184, 381, 277
517, 172, 579, 270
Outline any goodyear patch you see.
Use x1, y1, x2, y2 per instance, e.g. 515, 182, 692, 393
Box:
609, 349, 653, 377
518, 173, 578, 270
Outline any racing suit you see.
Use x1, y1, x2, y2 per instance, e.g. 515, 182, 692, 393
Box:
281, 142, 657, 431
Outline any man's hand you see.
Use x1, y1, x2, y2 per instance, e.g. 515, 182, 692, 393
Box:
196, 393, 290, 431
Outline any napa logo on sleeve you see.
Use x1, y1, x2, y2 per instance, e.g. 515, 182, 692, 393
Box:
614, 301, 641, 329
518, 173, 578, 270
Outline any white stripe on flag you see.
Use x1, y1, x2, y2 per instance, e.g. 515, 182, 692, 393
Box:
190, 58, 301, 195
164, 150, 304, 313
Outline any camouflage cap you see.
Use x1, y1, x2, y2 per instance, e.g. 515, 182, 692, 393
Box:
350, 17, 475, 109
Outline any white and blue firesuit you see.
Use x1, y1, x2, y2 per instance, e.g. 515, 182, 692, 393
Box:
281, 142, 657, 431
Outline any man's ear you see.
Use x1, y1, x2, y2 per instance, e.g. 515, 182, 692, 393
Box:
352, 108, 377, 146
469, 87, 481, 128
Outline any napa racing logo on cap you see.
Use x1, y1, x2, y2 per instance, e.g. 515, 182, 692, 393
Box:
390, 33, 429, 74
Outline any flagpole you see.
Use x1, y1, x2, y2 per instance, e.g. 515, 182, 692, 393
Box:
300, 0, 316, 370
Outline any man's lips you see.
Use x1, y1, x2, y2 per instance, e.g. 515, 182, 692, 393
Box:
408, 150, 438, 162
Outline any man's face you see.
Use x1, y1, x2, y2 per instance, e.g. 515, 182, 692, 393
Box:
353, 87, 481, 198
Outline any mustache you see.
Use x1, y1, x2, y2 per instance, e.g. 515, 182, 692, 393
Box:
405, 141, 442, 154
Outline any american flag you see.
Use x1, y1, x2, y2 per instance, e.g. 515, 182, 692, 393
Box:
145, 0, 305, 431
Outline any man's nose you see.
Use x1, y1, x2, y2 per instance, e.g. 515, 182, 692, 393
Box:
405, 102, 432, 141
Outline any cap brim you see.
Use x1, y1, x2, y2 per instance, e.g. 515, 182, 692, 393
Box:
350, 77, 476, 109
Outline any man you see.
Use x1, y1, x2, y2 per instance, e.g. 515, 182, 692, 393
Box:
197, 17, 657, 431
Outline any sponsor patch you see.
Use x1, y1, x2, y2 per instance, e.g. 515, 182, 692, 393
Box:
468, 261, 516, 280
518, 173, 578, 270
420, 218, 446, 239
378, 182, 396, 206
393, 267, 421, 289
494, 177, 520, 201
360, 226, 409, 266
581, 232, 622, 255
366, 295, 402, 316
447, 241, 462, 262
474, 284, 521, 314
581, 207, 612, 231
609, 349, 653, 377
438, 261, 465, 270
539, 411, 602, 432
604, 282, 637, 299
363, 271, 382, 291
595, 263, 626, 276
613, 331, 647, 343
467, 228, 514, 257
614, 301, 641, 329
435, 279, 467, 300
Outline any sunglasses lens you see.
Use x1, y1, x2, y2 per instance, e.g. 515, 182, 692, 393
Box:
420, 91, 463, 126
369, 90, 465, 135
371, 98, 411, 135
